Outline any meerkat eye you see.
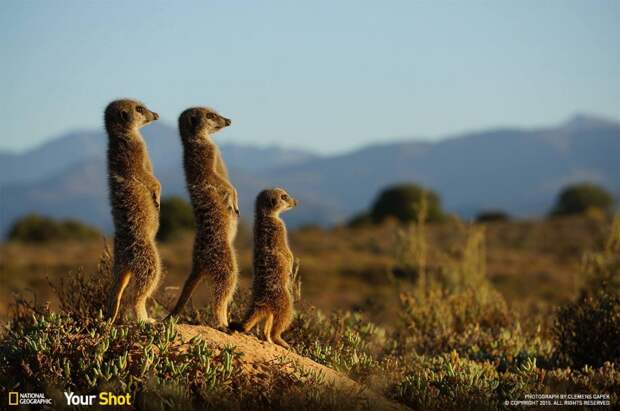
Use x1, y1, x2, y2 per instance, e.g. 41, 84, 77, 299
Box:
281, 194, 288, 200
136, 106, 145, 114
206, 112, 217, 120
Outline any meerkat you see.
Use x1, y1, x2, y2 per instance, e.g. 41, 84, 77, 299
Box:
105, 99, 162, 324
233, 188, 298, 348
167, 107, 239, 327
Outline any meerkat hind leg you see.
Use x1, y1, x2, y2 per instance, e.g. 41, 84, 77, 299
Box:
271, 308, 293, 349
213, 270, 237, 328
134, 294, 155, 323
263, 313, 274, 344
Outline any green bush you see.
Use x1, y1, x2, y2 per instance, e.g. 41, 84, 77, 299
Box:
475, 210, 510, 223
7, 214, 101, 243
370, 183, 445, 224
551, 182, 615, 216
157, 196, 195, 241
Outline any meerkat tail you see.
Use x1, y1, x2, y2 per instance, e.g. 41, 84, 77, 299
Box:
168, 271, 203, 317
229, 309, 260, 332
108, 271, 132, 324
235, 309, 265, 333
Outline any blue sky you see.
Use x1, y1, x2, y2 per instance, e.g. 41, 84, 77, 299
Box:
1, 1, 618, 154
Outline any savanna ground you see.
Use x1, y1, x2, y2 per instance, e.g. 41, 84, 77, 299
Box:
1, 214, 619, 409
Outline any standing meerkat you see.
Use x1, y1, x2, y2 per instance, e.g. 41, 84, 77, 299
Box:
167, 107, 239, 327
105, 99, 162, 324
233, 188, 298, 348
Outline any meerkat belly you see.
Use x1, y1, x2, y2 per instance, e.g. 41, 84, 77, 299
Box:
192, 187, 235, 232
256, 253, 289, 282
111, 180, 158, 239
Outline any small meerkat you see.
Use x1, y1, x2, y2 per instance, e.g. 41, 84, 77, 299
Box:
105, 98, 162, 324
235, 188, 298, 348
167, 107, 239, 327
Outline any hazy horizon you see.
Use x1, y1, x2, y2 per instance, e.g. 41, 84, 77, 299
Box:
1, 1, 619, 154
1, 111, 617, 157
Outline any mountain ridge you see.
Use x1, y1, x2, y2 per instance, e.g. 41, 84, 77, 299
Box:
1, 114, 618, 236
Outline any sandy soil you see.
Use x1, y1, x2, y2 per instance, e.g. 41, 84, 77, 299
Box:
175, 324, 409, 411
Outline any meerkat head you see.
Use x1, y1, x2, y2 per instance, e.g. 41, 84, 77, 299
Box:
178, 107, 232, 141
256, 188, 298, 216
105, 99, 159, 134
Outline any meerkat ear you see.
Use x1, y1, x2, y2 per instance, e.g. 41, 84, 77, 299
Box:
119, 109, 130, 122
271, 196, 279, 208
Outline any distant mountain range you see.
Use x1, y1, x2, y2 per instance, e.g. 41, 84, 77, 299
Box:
1, 114, 618, 236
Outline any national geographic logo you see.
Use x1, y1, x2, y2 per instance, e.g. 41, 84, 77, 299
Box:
65, 392, 132, 406
7, 392, 53, 406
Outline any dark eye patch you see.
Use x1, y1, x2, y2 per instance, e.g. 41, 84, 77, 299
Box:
136, 106, 145, 114
281, 194, 288, 200
206, 112, 217, 120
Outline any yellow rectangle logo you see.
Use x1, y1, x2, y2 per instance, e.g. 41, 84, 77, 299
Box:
9, 392, 19, 406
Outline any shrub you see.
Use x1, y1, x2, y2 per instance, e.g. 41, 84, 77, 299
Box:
370, 183, 444, 224
553, 290, 620, 368
49, 243, 113, 320
7, 214, 101, 243
157, 196, 195, 241
475, 210, 510, 223
553, 216, 620, 368
580, 215, 620, 296
346, 212, 372, 228
392, 351, 543, 410
394, 202, 488, 294
286, 308, 386, 381
551, 182, 615, 216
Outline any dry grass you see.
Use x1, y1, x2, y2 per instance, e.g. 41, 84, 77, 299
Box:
0, 215, 609, 325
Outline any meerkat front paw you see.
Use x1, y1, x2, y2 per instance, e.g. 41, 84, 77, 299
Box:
220, 189, 239, 215
152, 193, 161, 211
232, 189, 240, 216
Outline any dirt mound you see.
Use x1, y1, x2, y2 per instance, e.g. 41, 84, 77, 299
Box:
175, 324, 409, 411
